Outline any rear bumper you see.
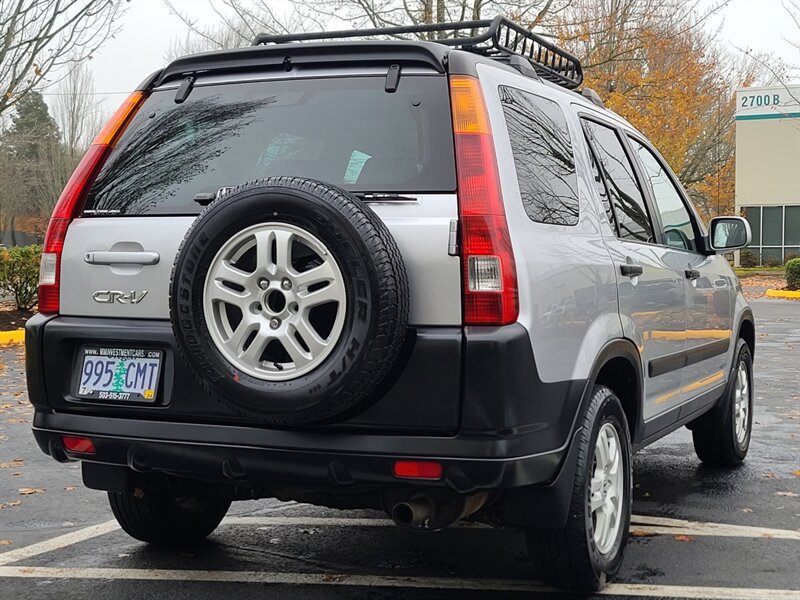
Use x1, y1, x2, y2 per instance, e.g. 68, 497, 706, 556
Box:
26, 313, 588, 493
32, 411, 574, 492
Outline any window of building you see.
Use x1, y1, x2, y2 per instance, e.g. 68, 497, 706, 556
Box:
741, 205, 800, 263
499, 86, 579, 226
582, 119, 655, 243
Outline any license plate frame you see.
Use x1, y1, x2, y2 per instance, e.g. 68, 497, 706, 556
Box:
75, 347, 163, 403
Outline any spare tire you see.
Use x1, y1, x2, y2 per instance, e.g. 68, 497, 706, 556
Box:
170, 177, 409, 425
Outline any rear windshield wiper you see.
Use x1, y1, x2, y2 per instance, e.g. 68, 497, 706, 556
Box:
354, 193, 418, 202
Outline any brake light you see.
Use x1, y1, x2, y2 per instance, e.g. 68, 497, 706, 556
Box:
449, 76, 518, 325
38, 91, 148, 314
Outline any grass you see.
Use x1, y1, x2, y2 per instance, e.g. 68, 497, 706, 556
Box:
733, 267, 785, 279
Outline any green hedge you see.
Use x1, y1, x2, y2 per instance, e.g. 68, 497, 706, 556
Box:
786, 258, 800, 291
0, 244, 42, 310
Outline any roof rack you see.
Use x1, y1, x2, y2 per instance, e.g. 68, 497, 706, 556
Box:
252, 16, 583, 90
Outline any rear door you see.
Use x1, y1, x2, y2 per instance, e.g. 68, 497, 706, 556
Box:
59, 70, 462, 326
582, 118, 687, 422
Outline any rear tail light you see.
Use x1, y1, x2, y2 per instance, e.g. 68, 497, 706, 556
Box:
38, 91, 148, 314
449, 76, 518, 325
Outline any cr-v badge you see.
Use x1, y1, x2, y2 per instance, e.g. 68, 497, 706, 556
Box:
92, 290, 149, 304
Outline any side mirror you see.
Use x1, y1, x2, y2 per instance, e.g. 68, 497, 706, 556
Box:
708, 216, 751, 252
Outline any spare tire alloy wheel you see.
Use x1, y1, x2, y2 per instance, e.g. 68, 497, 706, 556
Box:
171, 177, 409, 425
204, 222, 346, 381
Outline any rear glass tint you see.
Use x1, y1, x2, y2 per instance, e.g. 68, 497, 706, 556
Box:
85, 76, 456, 216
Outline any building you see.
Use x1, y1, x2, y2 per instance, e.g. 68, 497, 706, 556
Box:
735, 84, 800, 265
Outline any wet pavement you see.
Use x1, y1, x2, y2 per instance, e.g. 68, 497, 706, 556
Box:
0, 299, 798, 599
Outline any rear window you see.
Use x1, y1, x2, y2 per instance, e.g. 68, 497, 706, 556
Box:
85, 75, 456, 216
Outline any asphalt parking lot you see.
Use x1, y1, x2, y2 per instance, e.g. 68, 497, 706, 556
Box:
1, 299, 798, 599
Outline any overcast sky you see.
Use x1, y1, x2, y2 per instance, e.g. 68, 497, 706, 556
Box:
40, 0, 800, 116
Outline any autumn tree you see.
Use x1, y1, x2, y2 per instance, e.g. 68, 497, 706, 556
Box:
0, 0, 125, 117
554, 0, 760, 220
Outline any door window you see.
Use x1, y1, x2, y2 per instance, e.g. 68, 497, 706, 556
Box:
630, 139, 697, 252
582, 120, 654, 243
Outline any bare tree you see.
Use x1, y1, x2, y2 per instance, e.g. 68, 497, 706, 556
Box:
52, 60, 103, 160
164, 0, 563, 59
0, 0, 126, 117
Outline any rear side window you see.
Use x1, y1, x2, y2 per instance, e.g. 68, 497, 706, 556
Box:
499, 86, 579, 226
582, 120, 654, 243
85, 76, 456, 216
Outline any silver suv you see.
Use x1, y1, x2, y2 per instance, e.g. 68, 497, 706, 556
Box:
26, 17, 755, 591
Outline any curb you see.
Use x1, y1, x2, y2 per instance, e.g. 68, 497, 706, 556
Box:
0, 329, 25, 345
766, 289, 800, 299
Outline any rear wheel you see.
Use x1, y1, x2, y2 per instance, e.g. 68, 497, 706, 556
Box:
691, 338, 753, 466
526, 386, 632, 591
108, 474, 231, 546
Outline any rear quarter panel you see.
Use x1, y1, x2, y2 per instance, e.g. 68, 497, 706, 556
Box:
477, 64, 623, 384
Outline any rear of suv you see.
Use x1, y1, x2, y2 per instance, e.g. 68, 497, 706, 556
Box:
26, 17, 756, 591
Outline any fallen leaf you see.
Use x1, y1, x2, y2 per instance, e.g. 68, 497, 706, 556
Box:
10, 472, 20, 476
793, 469, 800, 477
18, 487, 45, 496
0, 501, 21, 509
762, 472, 777, 479
761, 533, 775, 539
0, 540, 10, 545
64, 486, 77, 491
673, 534, 694, 542
742, 507, 753, 513
775, 491, 799, 497
630, 529, 657, 537
0, 459, 23, 469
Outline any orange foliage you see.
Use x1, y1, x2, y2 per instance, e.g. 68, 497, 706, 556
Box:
553, 1, 757, 219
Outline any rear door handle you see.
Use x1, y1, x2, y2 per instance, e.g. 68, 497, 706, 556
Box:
84, 251, 160, 266
620, 264, 643, 277
684, 268, 700, 280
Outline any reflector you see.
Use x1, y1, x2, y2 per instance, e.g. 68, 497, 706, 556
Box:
62, 436, 96, 454
393, 460, 443, 480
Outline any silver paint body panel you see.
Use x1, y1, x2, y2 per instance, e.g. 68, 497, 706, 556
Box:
60, 195, 462, 326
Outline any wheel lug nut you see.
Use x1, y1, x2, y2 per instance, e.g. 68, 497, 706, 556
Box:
281, 278, 292, 290
269, 318, 281, 329
258, 278, 269, 290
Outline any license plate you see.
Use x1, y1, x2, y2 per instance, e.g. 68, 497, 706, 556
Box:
76, 347, 162, 402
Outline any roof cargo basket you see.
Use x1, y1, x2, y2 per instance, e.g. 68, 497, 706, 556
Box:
252, 16, 583, 90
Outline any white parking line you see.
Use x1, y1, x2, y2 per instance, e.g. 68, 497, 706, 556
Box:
0, 520, 120, 566
629, 515, 800, 541
1, 512, 796, 569
222, 515, 800, 540
0, 565, 797, 599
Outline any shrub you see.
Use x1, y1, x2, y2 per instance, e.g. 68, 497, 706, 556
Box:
739, 249, 758, 268
0, 244, 42, 310
786, 258, 800, 291
765, 255, 783, 268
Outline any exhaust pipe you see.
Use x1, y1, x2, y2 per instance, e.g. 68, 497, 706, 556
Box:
391, 497, 435, 527
390, 492, 489, 529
